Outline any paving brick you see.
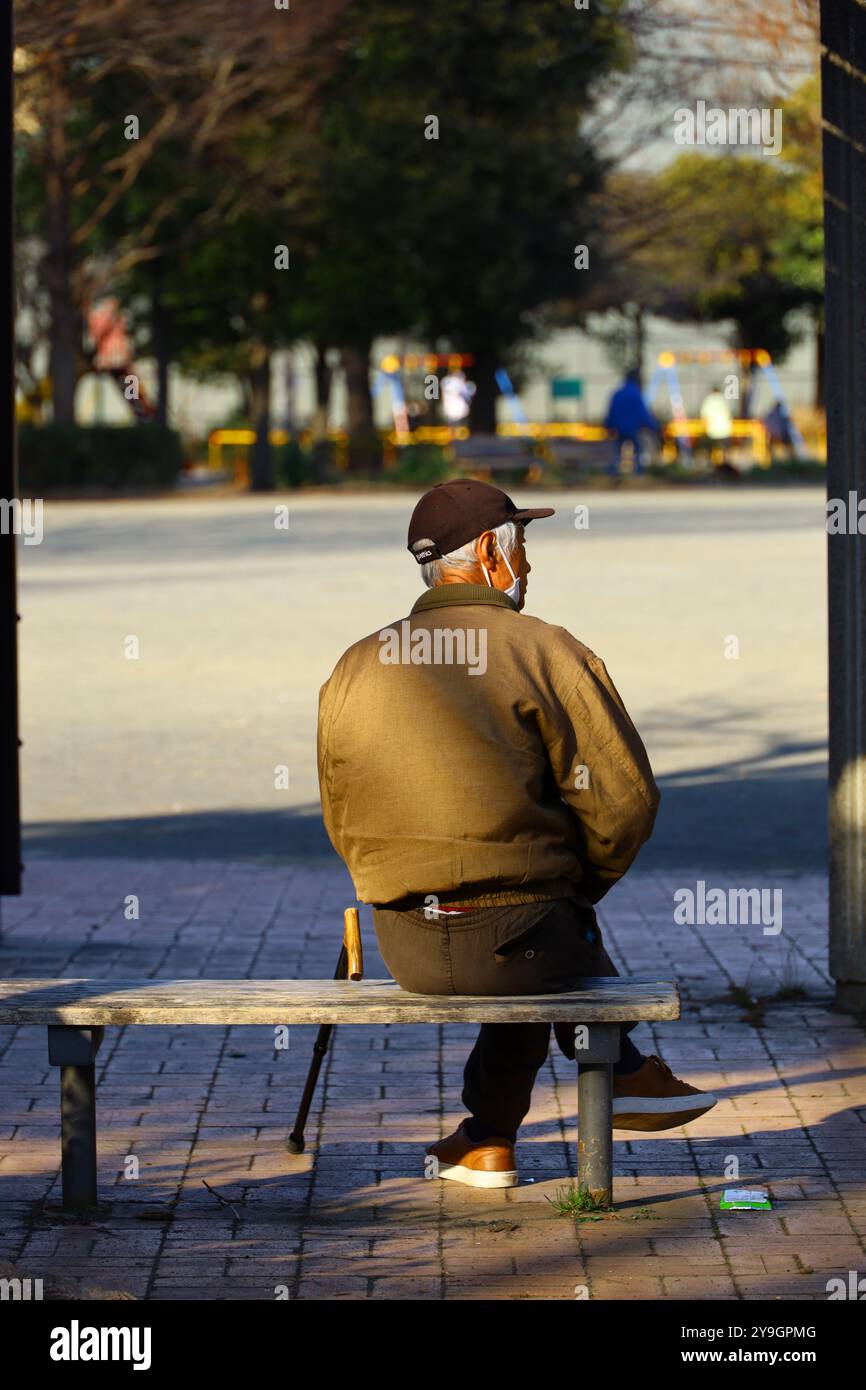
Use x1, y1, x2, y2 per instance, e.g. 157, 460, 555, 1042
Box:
2, 858, 864, 1301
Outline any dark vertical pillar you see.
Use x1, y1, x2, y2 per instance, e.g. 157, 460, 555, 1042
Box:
48, 1026, 104, 1210
575, 1022, 619, 1207
0, 0, 21, 899
577, 1062, 614, 1206
822, 0, 866, 1013
59, 1064, 99, 1208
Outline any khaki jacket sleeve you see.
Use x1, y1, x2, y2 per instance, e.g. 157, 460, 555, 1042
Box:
543, 652, 660, 903
316, 671, 341, 859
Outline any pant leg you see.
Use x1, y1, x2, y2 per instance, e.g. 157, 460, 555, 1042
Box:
461, 1023, 551, 1140
462, 1013, 643, 1138
607, 435, 623, 477
634, 431, 646, 474
453, 901, 643, 1133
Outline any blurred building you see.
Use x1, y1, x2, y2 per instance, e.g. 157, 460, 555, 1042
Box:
72, 311, 820, 439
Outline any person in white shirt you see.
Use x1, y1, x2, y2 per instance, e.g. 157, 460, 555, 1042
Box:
700, 385, 733, 465
441, 370, 476, 424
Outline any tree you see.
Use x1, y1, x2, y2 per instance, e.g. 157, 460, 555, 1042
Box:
14, 0, 345, 423
566, 2, 821, 386
576, 72, 824, 401
149, 214, 307, 490
769, 75, 824, 404
295, 0, 630, 440
565, 166, 705, 381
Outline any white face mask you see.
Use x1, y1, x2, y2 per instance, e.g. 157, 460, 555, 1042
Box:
483, 544, 521, 606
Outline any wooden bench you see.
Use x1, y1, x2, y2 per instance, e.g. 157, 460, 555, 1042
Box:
541, 436, 614, 475
450, 433, 540, 483
0, 974, 679, 1211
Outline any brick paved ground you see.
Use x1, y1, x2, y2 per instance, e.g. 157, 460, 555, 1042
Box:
1, 857, 864, 1301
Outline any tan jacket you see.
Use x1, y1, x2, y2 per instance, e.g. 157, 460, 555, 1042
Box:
317, 583, 660, 906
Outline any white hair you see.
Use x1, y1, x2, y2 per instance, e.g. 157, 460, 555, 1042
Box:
420, 520, 519, 589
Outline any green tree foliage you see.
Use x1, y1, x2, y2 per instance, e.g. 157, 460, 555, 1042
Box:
293, 0, 631, 436
582, 77, 824, 394
14, 0, 345, 428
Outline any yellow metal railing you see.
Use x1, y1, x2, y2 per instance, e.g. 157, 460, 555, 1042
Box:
498, 422, 613, 442
207, 428, 290, 476
207, 427, 351, 480
662, 418, 770, 466
207, 417, 772, 477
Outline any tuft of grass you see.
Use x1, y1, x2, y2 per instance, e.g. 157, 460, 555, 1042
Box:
777, 945, 807, 1002
724, 962, 812, 1024
547, 1182, 613, 1217
726, 984, 766, 1028
627, 1206, 660, 1221
545, 1189, 660, 1223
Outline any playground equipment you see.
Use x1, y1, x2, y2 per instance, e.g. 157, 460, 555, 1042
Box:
374, 354, 411, 437
494, 368, 529, 427
377, 349, 789, 468
645, 348, 808, 462
208, 427, 290, 474
87, 299, 157, 422
206, 344, 812, 480
375, 352, 476, 441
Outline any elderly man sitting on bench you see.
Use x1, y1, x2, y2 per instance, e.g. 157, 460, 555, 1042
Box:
317, 479, 716, 1189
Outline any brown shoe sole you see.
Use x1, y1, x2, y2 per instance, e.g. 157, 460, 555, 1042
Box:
613, 1104, 715, 1132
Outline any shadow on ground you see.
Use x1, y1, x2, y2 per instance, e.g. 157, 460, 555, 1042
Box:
23, 743, 827, 873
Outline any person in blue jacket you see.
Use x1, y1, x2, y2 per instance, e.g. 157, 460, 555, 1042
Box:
604, 370, 659, 476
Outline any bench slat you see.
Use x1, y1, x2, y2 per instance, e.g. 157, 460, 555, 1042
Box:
0, 977, 679, 1025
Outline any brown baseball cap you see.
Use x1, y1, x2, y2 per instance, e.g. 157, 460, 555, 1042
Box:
407, 479, 555, 564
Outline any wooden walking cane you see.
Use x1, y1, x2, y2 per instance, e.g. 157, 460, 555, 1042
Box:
286, 907, 363, 1153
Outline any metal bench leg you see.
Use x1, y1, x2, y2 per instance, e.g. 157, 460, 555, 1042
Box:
575, 1023, 619, 1207
47, 1026, 104, 1209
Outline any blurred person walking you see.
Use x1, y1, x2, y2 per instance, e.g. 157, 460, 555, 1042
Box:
603, 371, 659, 477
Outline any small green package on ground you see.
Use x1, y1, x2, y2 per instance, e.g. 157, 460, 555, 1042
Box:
720, 1188, 771, 1210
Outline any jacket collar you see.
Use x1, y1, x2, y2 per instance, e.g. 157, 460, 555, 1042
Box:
410, 583, 519, 614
